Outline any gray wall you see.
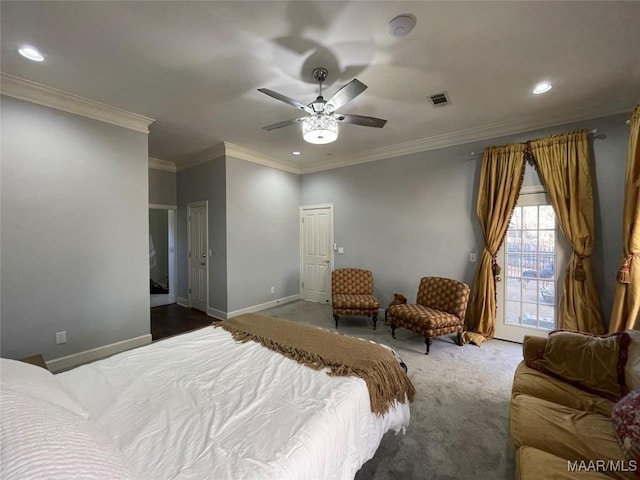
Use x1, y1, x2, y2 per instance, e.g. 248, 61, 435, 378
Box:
225, 157, 301, 312
149, 209, 169, 286
1, 96, 150, 360
176, 157, 227, 311
301, 144, 481, 305
149, 168, 176, 205
301, 113, 629, 324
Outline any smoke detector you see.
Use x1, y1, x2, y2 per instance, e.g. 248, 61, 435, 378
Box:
388, 14, 416, 37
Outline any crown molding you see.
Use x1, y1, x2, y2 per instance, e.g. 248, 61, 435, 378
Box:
174, 144, 226, 172
148, 157, 176, 172
300, 100, 634, 174
224, 142, 301, 174
0, 72, 154, 134
175, 142, 301, 174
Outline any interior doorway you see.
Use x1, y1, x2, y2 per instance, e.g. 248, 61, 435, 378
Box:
187, 201, 208, 312
149, 205, 177, 307
300, 204, 334, 303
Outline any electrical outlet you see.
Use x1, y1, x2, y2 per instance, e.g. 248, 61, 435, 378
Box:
270, 286, 275, 294
56, 331, 67, 345
469, 253, 477, 263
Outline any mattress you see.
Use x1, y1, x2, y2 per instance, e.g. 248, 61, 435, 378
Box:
58, 326, 411, 480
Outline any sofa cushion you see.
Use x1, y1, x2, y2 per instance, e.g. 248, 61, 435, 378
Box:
512, 362, 614, 417
626, 330, 640, 391
526, 330, 631, 402
612, 389, 640, 463
516, 446, 611, 480
522, 335, 548, 363
511, 394, 633, 480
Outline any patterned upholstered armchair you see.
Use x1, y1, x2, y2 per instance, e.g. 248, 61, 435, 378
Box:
331, 269, 380, 330
386, 277, 470, 354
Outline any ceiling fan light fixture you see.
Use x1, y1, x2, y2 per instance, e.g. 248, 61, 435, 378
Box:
302, 115, 338, 145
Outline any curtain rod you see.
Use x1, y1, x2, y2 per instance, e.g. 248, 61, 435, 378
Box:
469, 129, 599, 157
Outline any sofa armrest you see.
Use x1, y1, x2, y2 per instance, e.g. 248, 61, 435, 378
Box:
522, 335, 547, 362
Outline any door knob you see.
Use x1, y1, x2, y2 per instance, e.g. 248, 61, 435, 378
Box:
324, 260, 330, 264
202, 254, 206, 258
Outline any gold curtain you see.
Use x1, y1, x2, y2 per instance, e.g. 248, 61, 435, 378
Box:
609, 104, 640, 332
464, 144, 526, 345
529, 130, 605, 334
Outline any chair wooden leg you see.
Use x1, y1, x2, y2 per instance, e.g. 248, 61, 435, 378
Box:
333, 314, 339, 329
372, 314, 377, 330
391, 324, 397, 339
425, 337, 431, 355
457, 331, 463, 346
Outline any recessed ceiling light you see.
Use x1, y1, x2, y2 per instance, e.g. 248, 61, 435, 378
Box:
292, 151, 301, 156
18, 46, 44, 62
532, 82, 552, 95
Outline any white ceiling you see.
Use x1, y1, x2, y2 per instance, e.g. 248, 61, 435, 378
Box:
2, 1, 639, 172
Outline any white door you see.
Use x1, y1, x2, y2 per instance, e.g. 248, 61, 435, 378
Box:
495, 191, 569, 342
188, 202, 208, 312
300, 205, 334, 303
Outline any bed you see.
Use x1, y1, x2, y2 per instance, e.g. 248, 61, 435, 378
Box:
1, 314, 413, 480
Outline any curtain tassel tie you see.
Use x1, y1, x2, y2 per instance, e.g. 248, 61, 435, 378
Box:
491, 256, 502, 279
574, 256, 586, 281
616, 255, 632, 284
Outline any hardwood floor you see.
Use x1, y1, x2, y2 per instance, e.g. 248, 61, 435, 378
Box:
150, 303, 214, 341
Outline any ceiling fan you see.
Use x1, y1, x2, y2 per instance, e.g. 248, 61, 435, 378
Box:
258, 67, 387, 145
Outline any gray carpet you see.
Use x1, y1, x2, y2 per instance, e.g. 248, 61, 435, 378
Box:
261, 300, 521, 480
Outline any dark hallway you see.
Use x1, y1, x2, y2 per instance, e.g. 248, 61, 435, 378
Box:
150, 304, 216, 341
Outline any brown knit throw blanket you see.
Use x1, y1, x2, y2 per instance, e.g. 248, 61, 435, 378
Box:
213, 313, 415, 416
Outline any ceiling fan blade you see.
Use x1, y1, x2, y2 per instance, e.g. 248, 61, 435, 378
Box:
261, 118, 304, 131
257, 88, 313, 114
335, 114, 387, 128
324, 79, 367, 112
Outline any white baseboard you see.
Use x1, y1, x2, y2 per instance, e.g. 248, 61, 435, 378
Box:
207, 307, 227, 320
227, 294, 300, 319
177, 296, 189, 307
47, 334, 152, 373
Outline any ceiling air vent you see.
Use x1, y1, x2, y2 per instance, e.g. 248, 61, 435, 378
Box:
428, 91, 451, 107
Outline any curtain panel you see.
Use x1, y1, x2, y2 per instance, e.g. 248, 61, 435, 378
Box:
529, 130, 605, 334
464, 144, 526, 345
610, 104, 640, 331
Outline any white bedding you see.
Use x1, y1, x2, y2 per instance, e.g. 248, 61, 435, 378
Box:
58, 326, 411, 480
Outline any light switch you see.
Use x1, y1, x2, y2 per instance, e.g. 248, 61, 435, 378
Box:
209, 249, 213, 256
338, 247, 344, 254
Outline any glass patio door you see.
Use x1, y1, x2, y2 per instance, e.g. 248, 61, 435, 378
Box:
495, 191, 568, 343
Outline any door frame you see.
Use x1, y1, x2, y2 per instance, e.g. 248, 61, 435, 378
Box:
299, 204, 335, 301
495, 185, 569, 342
187, 200, 209, 311
149, 203, 177, 307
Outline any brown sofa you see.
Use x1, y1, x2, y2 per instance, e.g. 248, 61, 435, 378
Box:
510, 332, 640, 480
